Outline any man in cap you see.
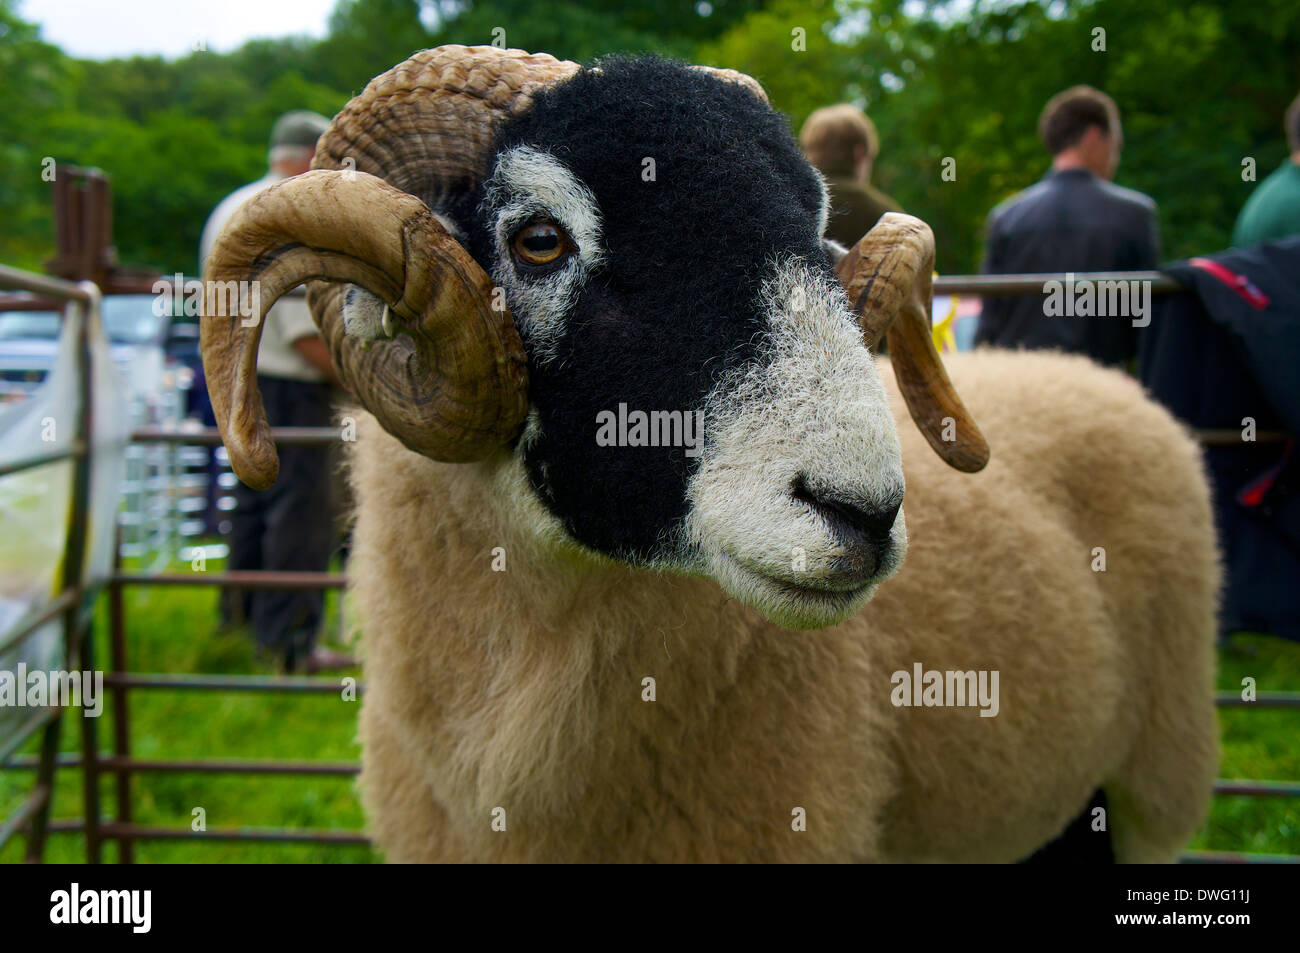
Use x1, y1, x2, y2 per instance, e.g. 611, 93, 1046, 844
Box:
200, 110, 352, 673
799, 104, 902, 249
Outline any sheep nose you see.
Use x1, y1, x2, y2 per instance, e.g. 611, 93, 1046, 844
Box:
792, 476, 901, 549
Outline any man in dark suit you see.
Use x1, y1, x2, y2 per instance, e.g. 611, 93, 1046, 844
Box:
975, 86, 1160, 367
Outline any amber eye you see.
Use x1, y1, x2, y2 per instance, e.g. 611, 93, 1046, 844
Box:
511, 221, 569, 266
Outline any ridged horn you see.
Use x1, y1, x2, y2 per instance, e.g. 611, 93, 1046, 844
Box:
201, 170, 528, 490
200, 45, 578, 490
305, 45, 581, 402
692, 66, 768, 103
837, 213, 990, 473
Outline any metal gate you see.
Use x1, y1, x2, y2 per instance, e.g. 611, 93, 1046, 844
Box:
1, 264, 1296, 863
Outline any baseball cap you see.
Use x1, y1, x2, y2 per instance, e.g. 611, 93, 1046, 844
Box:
270, 110, 331, 149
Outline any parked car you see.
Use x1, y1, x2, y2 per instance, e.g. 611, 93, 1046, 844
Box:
0, 289, 229, 560
0, 292, 205, 410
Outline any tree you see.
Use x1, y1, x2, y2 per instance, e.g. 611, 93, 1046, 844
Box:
3, 0, 1296, 276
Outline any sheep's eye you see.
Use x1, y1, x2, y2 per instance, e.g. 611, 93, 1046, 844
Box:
512, 221, 569, 266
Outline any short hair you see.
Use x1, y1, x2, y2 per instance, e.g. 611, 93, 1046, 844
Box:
269, 144, 316, 169
800, 105, 879, 176
270, 110, 330, 149
1038, 86, 1120, 155
1287, 91, 1300, 153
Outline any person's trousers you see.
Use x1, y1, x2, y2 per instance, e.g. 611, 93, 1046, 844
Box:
222, 375, 334, 664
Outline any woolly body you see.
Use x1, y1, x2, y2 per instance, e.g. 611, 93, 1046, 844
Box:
349, 349, 1219, 863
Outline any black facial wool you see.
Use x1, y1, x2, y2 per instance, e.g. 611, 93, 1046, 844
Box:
456, 56, 831, 563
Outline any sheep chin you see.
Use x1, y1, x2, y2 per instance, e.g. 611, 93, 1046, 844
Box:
705, 549, 885, 631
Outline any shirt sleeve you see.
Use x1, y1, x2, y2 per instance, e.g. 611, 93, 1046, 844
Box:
273, 296, 319, 344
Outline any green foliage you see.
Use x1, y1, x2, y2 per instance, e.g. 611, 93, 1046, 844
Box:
1201, 634, 1300, 858
2, 0, 1296, 275
428, 0, 768, 62
0, 0, 352, 274
706, 0, 1300, 271
313, 0, 435, 93
0, 0, 77, 270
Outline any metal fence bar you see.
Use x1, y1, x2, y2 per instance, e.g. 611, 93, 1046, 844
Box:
102, 673, 358, 694
1213, 780, 1300, 797
0, 263, 95, 301
107, 562, 133, 863
64, 289, 96, 862
1182, 850, 1300, 864
131, 426, 342, 446
21, 710, 63, 862
0, 783, 50, 853
0, 755, 359, 776
110, 570, 347, 590
1215, 691, 1300, 708
932, 272, 1184, 296
0, 587, 80, 657
0, 443, 83, 478
46, 820, 370, 845
79, 612, 101, 862
0, 709, 58, 765
11, 756, 1295, 796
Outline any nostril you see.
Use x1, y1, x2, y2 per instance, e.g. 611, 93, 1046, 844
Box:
792, 476, 901, 545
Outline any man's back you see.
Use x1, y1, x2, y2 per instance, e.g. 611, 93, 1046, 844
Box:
1233, 160, 1300, 247
976, 168, 1160, 367
822, 176, 901, 249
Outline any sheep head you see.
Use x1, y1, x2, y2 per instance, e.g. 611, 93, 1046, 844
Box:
200, 45, 988, 629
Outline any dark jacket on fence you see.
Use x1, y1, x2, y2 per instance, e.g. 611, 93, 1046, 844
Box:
1139, 237, 1300, 642
976, 167, 1161, 367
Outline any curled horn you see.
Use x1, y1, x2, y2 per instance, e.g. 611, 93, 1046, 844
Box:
200, 46, 579, 490
692, 65, 768, 103
201, 170, 527, 489
837, 213, 990, 473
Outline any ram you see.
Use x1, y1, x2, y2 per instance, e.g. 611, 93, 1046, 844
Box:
200, 46, 1218, 862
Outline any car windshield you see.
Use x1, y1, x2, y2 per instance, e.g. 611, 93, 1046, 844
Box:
0, 295, 167, 345
103, 295, 168, 344
0, 311, 59, 341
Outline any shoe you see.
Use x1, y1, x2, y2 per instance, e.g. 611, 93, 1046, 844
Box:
303, 646, 356, 674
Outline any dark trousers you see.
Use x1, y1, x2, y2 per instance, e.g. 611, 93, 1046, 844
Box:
223, 375, 334, 664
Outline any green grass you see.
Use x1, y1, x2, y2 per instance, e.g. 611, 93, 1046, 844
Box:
0, 551, 376, 863
1192, 633, 1300, 857
3, 563, 1298, 863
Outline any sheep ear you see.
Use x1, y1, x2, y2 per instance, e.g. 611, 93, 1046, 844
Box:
343, 286, 390, 344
